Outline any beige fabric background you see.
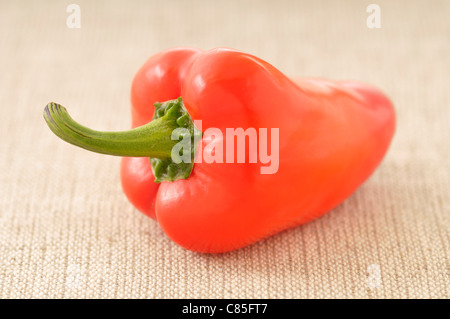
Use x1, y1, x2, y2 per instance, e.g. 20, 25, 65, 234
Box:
0, 0, 448, 298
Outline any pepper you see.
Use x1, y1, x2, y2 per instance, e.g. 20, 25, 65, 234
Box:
44, 47, 395, 253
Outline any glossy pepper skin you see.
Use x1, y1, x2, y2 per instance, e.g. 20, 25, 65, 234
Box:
44, 47, 395, 253
119, 47, 395, 253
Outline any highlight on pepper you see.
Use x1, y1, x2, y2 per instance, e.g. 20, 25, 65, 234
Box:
43, 47, 395, 253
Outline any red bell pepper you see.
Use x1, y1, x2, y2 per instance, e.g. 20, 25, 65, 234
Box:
44, 47, 395, 253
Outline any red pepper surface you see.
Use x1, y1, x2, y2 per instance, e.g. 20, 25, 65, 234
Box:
44, 47, 395, 253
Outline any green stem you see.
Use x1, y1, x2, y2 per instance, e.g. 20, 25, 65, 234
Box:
43, 97, 202, 182
44, 102, 179, 158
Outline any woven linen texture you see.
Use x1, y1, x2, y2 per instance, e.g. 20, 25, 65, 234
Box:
0, 0, 448, 298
